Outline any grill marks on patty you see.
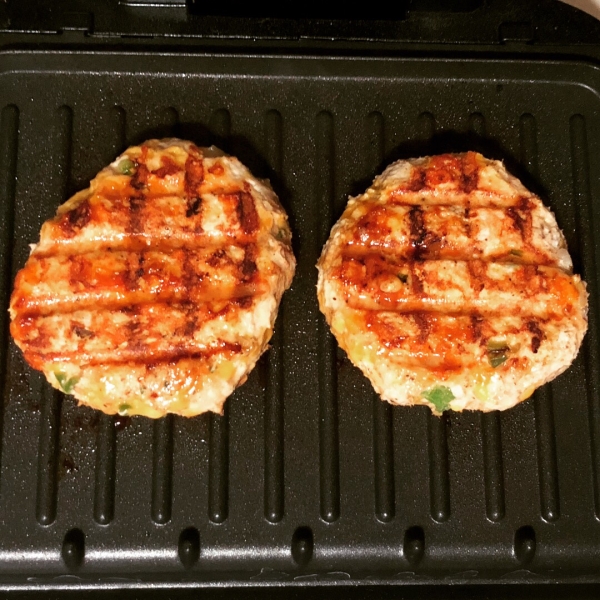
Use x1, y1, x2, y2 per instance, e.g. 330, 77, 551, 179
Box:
12, 143, 265, 370
329, 152, 581, 374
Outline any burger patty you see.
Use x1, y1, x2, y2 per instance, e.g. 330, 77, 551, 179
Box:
10, 139, 295, 418
317, 152, 588, 414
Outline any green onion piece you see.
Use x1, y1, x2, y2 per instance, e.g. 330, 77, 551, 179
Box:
117, 158, 135, 176
487, 339, 509, 351
421, 385, 455, 413
54, 371, 79, 395
489, 354, 508, 368
118, 403, 131, 416
397, 273, 408, 283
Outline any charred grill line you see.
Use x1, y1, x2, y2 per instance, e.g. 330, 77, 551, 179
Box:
236, 190, 260, 235
408, 206, 427, 259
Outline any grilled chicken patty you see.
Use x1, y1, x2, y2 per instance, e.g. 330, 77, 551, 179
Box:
317, 152, 587, 413
10, 139, 295, 418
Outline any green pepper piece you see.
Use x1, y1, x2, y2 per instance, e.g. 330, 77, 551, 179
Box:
397, 273, 409, 283
117, 158, 135, 176
54, 371, 79, 395
489, 354, 508, 368
421, 385, 455, 413
487, 339, 509, 351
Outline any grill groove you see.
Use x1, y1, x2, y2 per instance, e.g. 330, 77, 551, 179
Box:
316, 110, 340, 523
151, 414, 174, 525
372, 394, 395, 522
0, 104, 18, 493
481, 411, 505, 521
534, 385, 560, 521
263, 109, 285, 523
208, 408, 229, 523
570, 113, 600, 519
519, 113, 560, 521
428, 412, 450, 522
93, 414, 116, 525
35, 388, 62, 526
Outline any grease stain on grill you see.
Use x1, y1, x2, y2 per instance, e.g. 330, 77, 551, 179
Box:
114, 415, 132, 431
58, 451, 78, 480
178, 527, 200, 569
291, 526, 313, 567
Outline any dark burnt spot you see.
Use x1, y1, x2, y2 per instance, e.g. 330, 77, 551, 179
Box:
506, 206, 526, 239
463, 207, 472, 238
60, 200, 91, 237
72, 323, 95, 339
407, 168, 426, 192
527, 319, 545, 354
519, 196, 532, 211
206, 248, 227, 268
68, 200, 91, 229
236, 190, 259, 235
241, 244, 258, 281
134, 253, 145, 280
186, 197, 201, 218
413, 312, 431, 343
130, 162, 150, 190
234, 296, 253, 309
469, 314, 484, 343
185, 155, 204, 198
183, 319, 197, 336
409, 206, 427, 259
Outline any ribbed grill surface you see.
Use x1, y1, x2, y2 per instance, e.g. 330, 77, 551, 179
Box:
0, 52, 600, 584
